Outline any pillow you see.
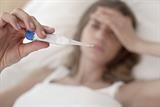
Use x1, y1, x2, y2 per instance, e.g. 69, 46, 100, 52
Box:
124, 0, 160, 80
24, 0, 97, 36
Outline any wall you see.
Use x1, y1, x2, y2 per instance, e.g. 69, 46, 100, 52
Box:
0, 0, 28, 13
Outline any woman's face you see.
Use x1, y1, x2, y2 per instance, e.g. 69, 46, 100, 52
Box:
80, 10, 122, 65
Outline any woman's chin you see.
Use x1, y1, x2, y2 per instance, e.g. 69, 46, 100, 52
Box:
89, 48, 106, 57
85, 52, 107, 64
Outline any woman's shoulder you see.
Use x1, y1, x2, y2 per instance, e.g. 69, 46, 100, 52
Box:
98, 81, 124, 97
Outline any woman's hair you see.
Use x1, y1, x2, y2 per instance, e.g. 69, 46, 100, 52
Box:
65, 0, 139, 83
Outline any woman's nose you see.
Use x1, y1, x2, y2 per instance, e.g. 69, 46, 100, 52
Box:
95, 31, 105, 41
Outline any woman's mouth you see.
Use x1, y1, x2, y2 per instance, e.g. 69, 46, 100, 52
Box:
93, 44, 104, 53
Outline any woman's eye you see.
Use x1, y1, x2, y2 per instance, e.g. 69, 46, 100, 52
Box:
91, 23, 100, 29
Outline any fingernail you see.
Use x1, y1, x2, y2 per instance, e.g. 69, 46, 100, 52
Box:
30, 22, 35, 30
16, 24, 21, 30
50, 27, 55, 32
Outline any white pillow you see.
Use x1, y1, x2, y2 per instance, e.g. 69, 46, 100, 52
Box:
24, 0, 97, 36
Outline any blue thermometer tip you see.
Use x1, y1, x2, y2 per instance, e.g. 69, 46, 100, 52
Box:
25, 31, 35, 40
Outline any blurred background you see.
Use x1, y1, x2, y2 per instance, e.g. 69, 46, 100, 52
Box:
0, 0, 28, 13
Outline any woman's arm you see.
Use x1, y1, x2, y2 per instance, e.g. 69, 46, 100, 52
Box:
0, 67, 53, 107
92, 7, 160, 56
116, 80, 160, 107
130, 38, 160, 57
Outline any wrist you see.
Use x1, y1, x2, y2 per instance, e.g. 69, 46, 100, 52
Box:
128, 36, 143, 54
124, 34, 140, 53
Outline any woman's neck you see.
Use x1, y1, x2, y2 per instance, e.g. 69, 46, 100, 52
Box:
74, 54, 107, 84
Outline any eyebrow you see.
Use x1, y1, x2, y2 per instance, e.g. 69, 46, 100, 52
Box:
92, 19, 101, 25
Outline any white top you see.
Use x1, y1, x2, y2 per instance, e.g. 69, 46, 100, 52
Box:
13, 66, 123, 107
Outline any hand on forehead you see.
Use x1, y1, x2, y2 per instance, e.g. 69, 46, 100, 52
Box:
91, 7, 132, 28
93, 7, 131, 21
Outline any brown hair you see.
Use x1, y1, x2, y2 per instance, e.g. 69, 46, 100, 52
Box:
66, 0, 139, 83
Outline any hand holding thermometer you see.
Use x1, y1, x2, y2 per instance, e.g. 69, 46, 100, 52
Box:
25, 31, 94, 47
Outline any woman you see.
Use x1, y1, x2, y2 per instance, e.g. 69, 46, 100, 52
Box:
5, 0, 160, 107
13, 0, 139, 107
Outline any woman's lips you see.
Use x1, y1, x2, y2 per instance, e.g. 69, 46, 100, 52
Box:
93, 44, 104, 53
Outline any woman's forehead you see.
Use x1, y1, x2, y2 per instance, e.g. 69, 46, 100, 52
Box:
90, 18, 111, 29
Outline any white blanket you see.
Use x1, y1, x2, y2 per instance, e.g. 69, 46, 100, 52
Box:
14, 83, 122, 107
13, 66, 122, 107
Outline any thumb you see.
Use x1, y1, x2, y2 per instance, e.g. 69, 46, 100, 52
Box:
19, 41, 49, 58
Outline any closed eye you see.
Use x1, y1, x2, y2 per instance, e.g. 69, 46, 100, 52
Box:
90, 19, 101, 30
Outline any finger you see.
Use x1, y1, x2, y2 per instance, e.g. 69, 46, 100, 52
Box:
0, 16, 6, 27
92, 12, 121, 36
18, 21, 26, 29
11, 8, 35, 31
97, 7, 128, 22
42, 25, 55, 34
31, 16, 47, 38
19, 41, 49, 58
0, 12, 21, 30
91, 12, 115, 29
